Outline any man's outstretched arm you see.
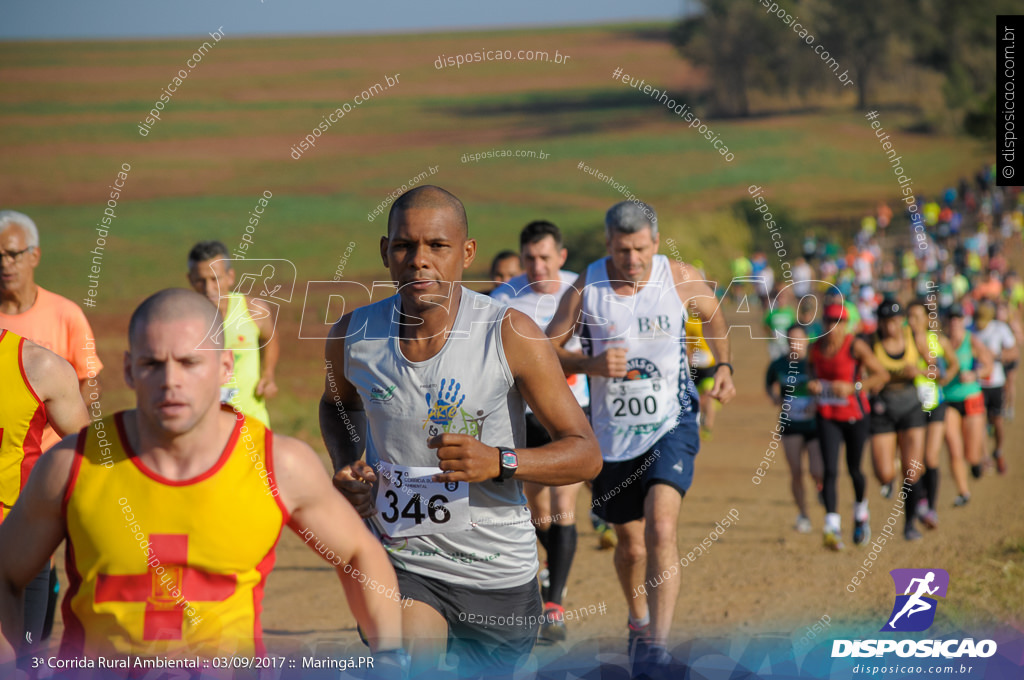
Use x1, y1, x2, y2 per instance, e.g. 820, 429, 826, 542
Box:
273, 433, 402, 653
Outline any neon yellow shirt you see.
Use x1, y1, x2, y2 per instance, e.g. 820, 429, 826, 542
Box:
221, 293, 270, 426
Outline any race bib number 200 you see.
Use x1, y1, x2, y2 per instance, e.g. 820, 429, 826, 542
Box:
605, 377, 672, 427
375, 461, 471, 538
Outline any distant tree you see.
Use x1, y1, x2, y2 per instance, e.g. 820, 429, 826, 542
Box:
804, 0, 909, 110
672, 0, 794, 116
909, 0, 1018, 134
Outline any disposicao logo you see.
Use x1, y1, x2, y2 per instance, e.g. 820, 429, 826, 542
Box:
832, 568, 997, 659
882, 568, 948, 632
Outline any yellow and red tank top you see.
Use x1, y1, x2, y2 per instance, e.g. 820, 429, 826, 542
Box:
61, 407, 288, 659
0, 329, 47, 523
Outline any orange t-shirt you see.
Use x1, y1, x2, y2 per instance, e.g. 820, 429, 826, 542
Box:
0, 286, 101, 449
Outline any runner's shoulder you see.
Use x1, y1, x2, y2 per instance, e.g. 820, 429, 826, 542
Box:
490, 274, 529, 302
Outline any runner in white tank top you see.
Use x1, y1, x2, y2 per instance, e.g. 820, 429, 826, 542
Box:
320, 186, 600, 676
546, 200, 736, 672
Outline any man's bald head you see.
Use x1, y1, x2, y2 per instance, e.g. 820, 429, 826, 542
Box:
387, 185, 468, 238
128, 288, 224, 350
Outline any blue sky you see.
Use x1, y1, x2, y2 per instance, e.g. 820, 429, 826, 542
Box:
1, 0, 690, 40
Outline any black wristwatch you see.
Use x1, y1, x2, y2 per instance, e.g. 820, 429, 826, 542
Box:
715, 362, 734, 376
495, 447, 518, 482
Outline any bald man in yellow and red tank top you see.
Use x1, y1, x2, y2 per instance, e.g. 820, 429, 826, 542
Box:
0, 329, 89, 660
0, 290, 403, 671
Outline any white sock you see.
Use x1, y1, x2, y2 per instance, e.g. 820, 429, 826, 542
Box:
629, 612, 650, 628
855, 500, 870, 522
825, 512, 841, 532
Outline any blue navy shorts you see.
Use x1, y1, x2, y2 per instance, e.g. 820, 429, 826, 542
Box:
590, 420, 700, 525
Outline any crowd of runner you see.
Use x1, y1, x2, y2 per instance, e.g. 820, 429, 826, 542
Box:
0, 161, 1018, 677
753, 164, 1021, 550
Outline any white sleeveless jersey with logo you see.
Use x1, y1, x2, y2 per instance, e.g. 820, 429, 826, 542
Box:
345, 288, 537, 589
580, 255, 699, 462
490, 271, 590, 409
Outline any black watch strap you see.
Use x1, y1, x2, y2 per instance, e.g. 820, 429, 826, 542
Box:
716, 362, 734, 375
495, 446, 518, 482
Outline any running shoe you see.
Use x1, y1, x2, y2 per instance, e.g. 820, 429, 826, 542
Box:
879, 482, 893, 499
853, 519, 870, 546
823, 529, 845, 551
632, 639, 674, 673
627, 619, 651, 657
592, 513, 617, 550
795, 515, 812, 534
904, 526, 923, 541
539, 603, 567, 643
953, 494, 971, 507
598, 522, 614, 548
994, 450, 1007, 475
920, 508, 939, 529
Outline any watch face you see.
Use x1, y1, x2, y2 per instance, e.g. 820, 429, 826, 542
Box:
501, 451, 518, 469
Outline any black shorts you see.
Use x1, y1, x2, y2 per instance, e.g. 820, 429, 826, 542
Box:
524, 412, 551, 448
781, 428, 818, 442
395, 568, 541, 673
591, 421, 699, 525
525, 408, 589, 448
869, 384, 927, 434
982, 386, 1005, 419
1004, 360, 1018, 373
925, 402, 948, 423
947, 392, 985, 418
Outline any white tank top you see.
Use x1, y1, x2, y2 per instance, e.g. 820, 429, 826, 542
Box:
490, 270, 590, 409
345, 288, 537, 589
580, 255, 698, 462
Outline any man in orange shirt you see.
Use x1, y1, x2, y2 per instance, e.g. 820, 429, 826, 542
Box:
0, 289, 404, 671
0, 330, 90, 665
0, 211, 103, 437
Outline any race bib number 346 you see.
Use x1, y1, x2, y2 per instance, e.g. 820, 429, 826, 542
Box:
375, 461, 471, 538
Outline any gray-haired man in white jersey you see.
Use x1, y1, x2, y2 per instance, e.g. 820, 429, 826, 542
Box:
547, 200, 736, 670
320, 185, 601, 676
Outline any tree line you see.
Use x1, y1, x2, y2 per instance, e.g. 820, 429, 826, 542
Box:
672, 0, 1013, 136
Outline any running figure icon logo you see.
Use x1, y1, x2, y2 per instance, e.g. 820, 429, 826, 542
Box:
881, 568, 949, 632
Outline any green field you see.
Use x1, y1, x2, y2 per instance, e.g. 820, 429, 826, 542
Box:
0, 22, 992, 428
2, 23, 991, 296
